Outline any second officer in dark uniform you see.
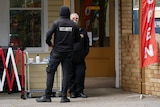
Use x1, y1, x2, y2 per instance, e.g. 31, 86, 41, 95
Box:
69, 13, 90, 98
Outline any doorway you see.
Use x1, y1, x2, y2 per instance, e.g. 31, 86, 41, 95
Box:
73, 0, 115, 78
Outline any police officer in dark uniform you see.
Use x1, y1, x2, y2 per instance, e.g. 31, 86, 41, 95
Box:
36, 6, 80, 103
69, 13, 90, 98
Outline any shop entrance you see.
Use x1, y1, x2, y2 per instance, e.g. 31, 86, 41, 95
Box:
74, 0, 115, 77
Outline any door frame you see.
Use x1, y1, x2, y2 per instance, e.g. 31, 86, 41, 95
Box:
70, 0, 120, 88
115, 0, 120, 88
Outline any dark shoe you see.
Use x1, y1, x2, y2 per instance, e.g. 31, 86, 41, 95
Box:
70, 92, 77, 98
61, 97, 70, 103
36, 96, 51, 102
78, 93, 88, 98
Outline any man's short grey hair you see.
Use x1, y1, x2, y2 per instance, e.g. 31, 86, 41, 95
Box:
70, 13, 79, 20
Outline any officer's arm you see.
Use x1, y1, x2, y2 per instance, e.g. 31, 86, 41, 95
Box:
46, 22, 57, 47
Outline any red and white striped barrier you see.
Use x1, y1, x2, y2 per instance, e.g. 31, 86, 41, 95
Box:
0, 47, 24, 93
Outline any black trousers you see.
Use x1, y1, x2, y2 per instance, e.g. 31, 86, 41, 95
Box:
45, 50, 72, 98
69, 61, 86, 94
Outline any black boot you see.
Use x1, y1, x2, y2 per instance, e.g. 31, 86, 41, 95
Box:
60, 96, 70, 103
77, 93, 88, 98
70, 92, 77, 98
36, 95, 51, 102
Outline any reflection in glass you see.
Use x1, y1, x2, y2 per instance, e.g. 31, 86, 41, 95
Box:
26, 0, 41, 8
80, 0, 109, 47
10, 0, 25, 8
10, 0, 41, 8
10, 10, 41, 47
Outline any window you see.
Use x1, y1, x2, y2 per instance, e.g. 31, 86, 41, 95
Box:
9, 0, 42, 48
132, 0, 139, 34
80, 0, 109, 47
132, 0, 160, 35
155, 1, 160, 35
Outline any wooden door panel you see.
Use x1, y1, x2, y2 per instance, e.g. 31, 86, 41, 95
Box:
86, 58, 114, 77
85, 47, 115, 77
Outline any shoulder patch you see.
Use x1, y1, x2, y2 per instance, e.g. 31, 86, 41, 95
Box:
80, 34, 84, 38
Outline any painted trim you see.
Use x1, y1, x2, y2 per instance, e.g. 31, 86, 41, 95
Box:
115, 0, 120, 88
43, 0, 48, 52
0, 0, 9, 46
70, 0, 75, 13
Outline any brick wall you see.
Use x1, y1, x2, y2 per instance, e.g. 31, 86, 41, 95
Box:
121, 35, 141, 93
120, 0, 141, 93
144, 36, 160, 96
120, 0, 160, 96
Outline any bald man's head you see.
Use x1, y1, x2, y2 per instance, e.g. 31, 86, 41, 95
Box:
70, 13, 79, 24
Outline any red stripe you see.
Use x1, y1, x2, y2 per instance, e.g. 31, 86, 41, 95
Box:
0, 48, 22, 92
10, 48, 20, 91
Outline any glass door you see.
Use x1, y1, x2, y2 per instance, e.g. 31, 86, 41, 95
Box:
74, 0, 115, 77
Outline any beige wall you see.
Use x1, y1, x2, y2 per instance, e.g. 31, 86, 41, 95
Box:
26, 52, 62, 91
48, 0, 63, 24
25, 0, 63, 92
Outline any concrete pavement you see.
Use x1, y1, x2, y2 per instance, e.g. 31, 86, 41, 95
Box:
0, 88, 160, 107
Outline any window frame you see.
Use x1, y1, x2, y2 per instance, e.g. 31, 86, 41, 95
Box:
132, 0, 160, 35
9, 0, 48, 52
132, 0, 139, 35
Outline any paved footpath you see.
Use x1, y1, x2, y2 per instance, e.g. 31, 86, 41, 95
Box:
0, 88, 160, 107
